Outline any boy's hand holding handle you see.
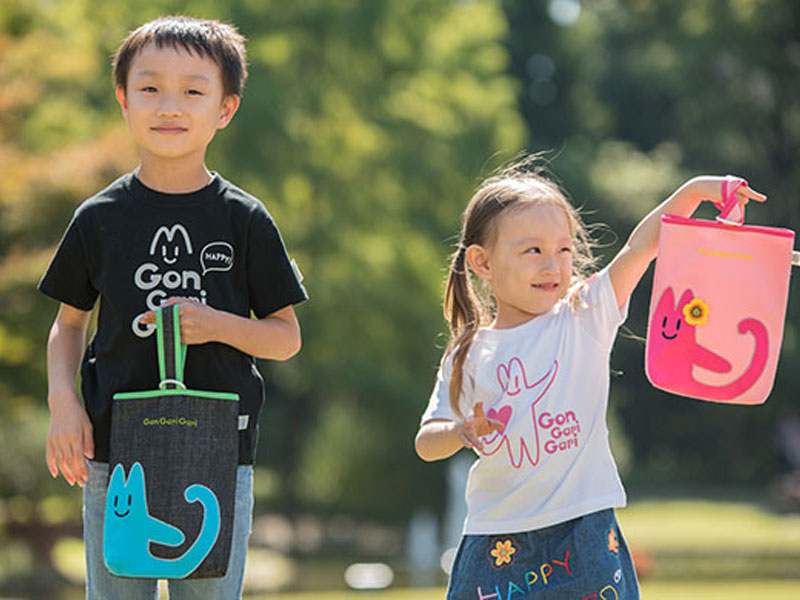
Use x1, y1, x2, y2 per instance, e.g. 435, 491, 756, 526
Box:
140, 296, 302, 361
140, 297, 220, 346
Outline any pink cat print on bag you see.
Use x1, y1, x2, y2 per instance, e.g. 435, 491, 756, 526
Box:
646, 287, 768, 401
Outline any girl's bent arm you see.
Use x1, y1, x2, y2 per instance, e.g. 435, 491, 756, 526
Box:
608, 176, 765, 309
415, 420, 465, 462
416, 405, 506, 461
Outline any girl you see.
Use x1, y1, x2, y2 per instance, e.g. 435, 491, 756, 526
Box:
415, 159, 764, 599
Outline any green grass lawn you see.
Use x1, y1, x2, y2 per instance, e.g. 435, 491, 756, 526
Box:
40, 495, 800, 599
248, 591, 442, 600
641, 580, 800, 599
619, 497, 800, 554
246, 580, 800, 599
241, 496, 800, 598
618, 497, 800, 580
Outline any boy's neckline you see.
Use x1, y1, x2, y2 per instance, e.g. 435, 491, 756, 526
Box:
133, 166, 215, 194
129, 171, 223, 206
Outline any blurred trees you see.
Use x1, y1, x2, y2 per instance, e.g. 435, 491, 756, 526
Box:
504, 0, 800, 485
1, 0, 799, 549
0, 0, 524, 531
214, 0, 525, 518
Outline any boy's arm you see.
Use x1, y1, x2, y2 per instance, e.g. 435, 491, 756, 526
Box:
46, 303, 93, 487
142, 299, 302, 360
608, 176, 766, 310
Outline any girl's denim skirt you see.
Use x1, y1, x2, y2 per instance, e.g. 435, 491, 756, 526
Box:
447, 509, 639, 600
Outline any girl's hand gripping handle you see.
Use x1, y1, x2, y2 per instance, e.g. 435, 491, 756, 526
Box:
714, 176, 767, 225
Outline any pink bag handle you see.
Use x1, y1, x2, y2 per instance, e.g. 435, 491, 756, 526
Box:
714, 175, 748, 226
712, 176, 800, 266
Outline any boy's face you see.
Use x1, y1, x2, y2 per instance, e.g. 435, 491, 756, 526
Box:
116, 44, 239, 163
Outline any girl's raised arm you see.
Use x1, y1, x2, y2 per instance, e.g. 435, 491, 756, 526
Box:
607, 176, 765, 310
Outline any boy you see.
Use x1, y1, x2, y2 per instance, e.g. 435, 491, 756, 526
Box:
39, 16, 307, 598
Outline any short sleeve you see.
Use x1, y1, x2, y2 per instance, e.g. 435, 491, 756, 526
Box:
246, 206, 308, 318
575, 266, 628, 349
420, 353, 474, 424
38, 213, 98, 311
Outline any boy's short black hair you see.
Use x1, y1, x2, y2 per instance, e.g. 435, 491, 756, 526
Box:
113, 15, 248, 98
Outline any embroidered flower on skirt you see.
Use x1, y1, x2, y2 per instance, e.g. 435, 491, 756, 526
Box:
607, 528, 620, 554
489, 538, 518, 568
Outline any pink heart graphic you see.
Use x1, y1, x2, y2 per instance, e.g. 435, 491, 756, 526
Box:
486, 405, 512, 431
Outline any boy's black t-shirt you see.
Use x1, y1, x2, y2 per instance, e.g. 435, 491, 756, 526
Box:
39, 173, 308, 464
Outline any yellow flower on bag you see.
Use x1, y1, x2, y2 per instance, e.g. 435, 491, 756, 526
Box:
490, 539, 517, 566
683, 297, 709, 327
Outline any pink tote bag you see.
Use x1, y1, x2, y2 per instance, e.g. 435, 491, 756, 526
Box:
645, 179, 798, 405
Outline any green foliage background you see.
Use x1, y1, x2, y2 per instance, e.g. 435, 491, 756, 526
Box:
1, 0, 799, 533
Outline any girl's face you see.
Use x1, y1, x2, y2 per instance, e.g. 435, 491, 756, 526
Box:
469, 202, 574, 329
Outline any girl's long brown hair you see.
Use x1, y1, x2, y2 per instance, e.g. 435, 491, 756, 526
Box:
443, 158, 597, 418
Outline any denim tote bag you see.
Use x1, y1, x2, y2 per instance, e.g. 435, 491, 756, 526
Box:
104, 304, 239, 579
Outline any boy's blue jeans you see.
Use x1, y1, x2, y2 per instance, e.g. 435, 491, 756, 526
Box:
83, 460, 253, 599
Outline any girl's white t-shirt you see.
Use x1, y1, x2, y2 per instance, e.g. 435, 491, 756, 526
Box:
421, 267, 628, 535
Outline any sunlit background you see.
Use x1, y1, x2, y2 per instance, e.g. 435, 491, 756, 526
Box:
2, 0, 800, 598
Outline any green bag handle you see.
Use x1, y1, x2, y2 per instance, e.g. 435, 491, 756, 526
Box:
156, 304, 187, 390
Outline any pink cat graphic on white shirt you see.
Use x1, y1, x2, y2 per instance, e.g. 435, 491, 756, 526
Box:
480, 358, 558, 468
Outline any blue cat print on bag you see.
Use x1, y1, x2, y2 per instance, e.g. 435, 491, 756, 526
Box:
103, 462, 221, 578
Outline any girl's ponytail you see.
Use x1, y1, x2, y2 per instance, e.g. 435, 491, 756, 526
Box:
443, 243, 485, 419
